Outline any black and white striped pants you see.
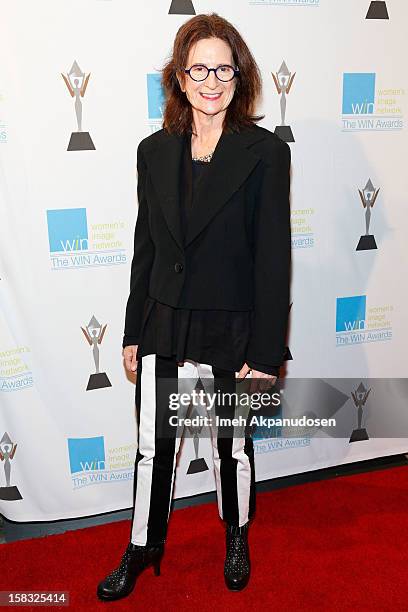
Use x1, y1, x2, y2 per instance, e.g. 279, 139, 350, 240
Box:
130, 353, 256, 546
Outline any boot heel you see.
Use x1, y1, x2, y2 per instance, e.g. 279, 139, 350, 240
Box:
153, 559, 161, 576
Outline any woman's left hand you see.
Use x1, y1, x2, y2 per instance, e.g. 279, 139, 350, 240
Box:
236, 363, 277, 393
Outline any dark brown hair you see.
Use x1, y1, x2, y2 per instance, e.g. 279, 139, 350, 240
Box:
161, 13, 264, 135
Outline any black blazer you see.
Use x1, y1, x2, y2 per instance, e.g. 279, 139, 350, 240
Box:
123, 123, 291, 367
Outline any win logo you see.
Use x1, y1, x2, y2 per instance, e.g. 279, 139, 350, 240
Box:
336, 296, 366, 332
147, 74, 165, 120
253, 403, 283, 442
47, 208, 88, 253
342, 73, 376, 115
68, 436, 105, 474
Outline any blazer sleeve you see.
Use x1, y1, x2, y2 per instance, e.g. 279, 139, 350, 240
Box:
245, 139, 291, 368
245, 360, 280, 377
122, 143, 155, 348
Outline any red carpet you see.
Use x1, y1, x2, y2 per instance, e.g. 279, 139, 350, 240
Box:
2, 465, 408, 611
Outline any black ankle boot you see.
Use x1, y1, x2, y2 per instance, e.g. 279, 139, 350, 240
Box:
224, 522, 250, 591
97, 542, 164, 601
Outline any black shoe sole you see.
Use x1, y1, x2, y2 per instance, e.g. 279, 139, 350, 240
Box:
224, 578, 250, 591
96, 584, 136, 602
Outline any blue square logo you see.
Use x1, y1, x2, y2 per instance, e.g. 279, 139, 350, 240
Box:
336, 295, 366, 332
68, 436, 105, 474
253, 404, 283, 441
147, 73, 165, 120
47, 208, 88, 253
342, 73, 376, 115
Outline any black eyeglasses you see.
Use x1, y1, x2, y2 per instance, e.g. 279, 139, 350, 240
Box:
184, 64, 240, 82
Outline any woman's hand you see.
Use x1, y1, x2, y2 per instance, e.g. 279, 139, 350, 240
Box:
123, 345, 138, 373
236, 363, 277, 393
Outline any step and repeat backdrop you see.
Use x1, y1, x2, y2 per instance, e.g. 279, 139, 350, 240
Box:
1, 0, 407, 521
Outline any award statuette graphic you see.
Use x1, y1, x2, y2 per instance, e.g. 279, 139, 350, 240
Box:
272, 61, 296, 143
349, 382, 371, 443
168, 0, 195, 14
0, 432, 22, 501
81, 315, 112, 390
186, 405, 209, 474
61, 61, 95, 151
356, 178, 379, 251
186, 380, 209, 474
366, 1, 389, 19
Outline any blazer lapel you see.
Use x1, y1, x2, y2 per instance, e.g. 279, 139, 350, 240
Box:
144, 131, 185, 251
144, 126, 266, 251
184, 128, 264, 248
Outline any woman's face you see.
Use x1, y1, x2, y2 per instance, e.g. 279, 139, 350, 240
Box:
178, 37, 237, 119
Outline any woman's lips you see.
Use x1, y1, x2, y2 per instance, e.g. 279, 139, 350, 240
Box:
200, 92, 222, 100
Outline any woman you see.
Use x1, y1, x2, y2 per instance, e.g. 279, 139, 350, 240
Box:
97, 12, 291, 601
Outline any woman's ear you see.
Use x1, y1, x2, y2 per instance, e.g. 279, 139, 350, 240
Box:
175, 70, 185, 93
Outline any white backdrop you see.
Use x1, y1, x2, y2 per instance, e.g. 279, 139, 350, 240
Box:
1, 0, 407, 521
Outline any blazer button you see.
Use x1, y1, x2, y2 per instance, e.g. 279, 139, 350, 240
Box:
174, 262, 184, 273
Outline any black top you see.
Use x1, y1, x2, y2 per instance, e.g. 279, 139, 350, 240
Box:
124, 137, 280, 376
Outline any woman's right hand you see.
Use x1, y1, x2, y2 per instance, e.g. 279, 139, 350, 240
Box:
122, 345, 138, 373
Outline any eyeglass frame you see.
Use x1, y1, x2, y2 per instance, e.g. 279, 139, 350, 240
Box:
183, 63, 240, 82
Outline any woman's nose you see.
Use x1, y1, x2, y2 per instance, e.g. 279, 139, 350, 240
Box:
206, 71, 218, 87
